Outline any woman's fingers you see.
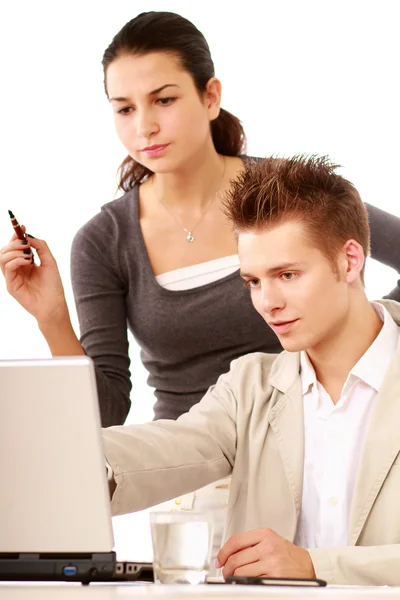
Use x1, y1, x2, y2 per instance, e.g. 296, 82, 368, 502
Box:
0, 234, 57, 271
1, 256, 33, 292
0, 243, 33, 275
24, 235, 56, 267
1, 238, 31, 252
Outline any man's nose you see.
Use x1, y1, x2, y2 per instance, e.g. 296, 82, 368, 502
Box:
258, 283, 285, 316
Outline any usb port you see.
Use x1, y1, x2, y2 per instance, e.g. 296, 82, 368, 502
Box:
126, 564, 138, 574
63, 566, 77, 576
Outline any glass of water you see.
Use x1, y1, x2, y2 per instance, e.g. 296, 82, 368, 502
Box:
150, 511, 214, 584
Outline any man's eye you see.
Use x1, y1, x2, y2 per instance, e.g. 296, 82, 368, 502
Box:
243, 279, 260, 289
281, 272, 296, 280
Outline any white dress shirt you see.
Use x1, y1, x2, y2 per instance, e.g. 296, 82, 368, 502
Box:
294, 302, 400, 549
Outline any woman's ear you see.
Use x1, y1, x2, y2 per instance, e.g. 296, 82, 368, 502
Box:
205, 77, 222, 121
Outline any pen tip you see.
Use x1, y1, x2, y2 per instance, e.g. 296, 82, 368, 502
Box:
8, 210, 15, 218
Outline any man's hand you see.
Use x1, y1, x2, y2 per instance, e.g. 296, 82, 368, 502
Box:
216, 528, 316, 579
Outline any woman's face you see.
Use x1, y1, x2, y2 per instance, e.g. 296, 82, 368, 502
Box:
106, 52, 221, 173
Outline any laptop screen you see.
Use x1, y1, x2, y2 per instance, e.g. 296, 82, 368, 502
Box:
0, 357, 114, 553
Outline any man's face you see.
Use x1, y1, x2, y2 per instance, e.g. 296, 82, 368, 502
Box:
238, 221, 351, 353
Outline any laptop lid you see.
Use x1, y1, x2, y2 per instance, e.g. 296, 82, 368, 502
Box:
0, 356, 114, 554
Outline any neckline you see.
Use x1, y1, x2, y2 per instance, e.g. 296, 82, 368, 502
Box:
156, 254, 239, 280
132, 185, 242, 297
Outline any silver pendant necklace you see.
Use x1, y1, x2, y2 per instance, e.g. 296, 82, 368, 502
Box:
184, 230, 195, 243
158, 156, 226, 243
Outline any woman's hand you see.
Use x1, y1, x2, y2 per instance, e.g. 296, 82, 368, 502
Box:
0, 228, 69, 327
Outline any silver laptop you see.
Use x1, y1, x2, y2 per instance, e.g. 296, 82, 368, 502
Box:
0, 356, 152, 584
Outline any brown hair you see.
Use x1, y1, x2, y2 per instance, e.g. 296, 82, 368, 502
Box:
102, 11, 246, 191
223, 155, 370, 281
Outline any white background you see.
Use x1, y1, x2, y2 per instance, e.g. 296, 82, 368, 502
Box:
0, 0, 399, 559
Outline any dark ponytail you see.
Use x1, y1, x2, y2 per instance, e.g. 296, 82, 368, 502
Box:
211, 108, 246, 157
102, 11, 247, 192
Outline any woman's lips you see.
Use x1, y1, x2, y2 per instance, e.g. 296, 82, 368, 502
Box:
142, 143, 170, 157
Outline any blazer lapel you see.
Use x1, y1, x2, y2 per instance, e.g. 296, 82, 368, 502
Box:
348, 351, 400, 545
268, 353, 305, 539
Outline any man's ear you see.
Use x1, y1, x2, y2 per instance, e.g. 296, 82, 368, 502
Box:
342, 239, 365, 283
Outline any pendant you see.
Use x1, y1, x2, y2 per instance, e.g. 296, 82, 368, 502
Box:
186, 232, 195, 243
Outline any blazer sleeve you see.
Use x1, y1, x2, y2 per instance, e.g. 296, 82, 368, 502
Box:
309, 544, 400, 585
366, 203, 400, 301
102, 364, 239, 516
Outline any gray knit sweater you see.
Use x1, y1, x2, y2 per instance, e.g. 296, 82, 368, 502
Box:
70, 188, 400, 427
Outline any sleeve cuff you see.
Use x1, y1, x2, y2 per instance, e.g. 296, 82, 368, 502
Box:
307, 548, 336, 584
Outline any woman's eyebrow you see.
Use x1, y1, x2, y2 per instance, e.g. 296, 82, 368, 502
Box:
109, 84, 180, 103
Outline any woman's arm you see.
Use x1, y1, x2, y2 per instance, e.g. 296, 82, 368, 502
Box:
366, 203, 400, 300
71, 224, 132, 428
0, 231, 85, 356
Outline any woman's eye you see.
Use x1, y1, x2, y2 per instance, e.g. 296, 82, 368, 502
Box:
156, 97, 176, 106
117, 107, 133, 115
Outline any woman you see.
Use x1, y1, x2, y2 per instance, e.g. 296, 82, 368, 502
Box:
1, 11, 400, 565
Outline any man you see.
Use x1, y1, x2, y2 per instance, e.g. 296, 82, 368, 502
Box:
103, 155, 400, 585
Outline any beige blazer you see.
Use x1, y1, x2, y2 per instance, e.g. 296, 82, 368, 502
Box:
103, 299, 400, 585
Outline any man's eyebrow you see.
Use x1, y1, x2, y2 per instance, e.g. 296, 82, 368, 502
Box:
240, 262, 305, 278
109, 84, 180, 103
266, 262, 305, 275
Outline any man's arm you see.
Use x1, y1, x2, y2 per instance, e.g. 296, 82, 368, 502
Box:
309, 544, 400, 586
217, 529, 400, 586
102, 364, 239, 516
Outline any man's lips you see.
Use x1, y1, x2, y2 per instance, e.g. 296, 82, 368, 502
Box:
268, 319, 299, 334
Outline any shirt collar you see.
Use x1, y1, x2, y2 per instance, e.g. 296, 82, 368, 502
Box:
300, 302, 400, 396
351, 301, 400, 391
300, 350, 317, 395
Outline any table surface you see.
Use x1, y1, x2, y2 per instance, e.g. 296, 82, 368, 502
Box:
1, 583, 400, 600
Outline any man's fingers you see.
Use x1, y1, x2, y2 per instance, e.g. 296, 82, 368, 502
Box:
222, 545, 260, 578
228, 562, 270, 578
217, 528, 271, 567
